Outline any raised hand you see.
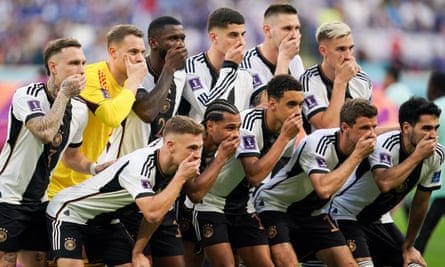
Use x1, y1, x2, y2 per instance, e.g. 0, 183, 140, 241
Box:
60, 74, 86, 98
125, 55, 148, 93
216, 134, 240, 162
278, 31, 301, 61
280, 112, 303, 141
177, 152, 201, 181
353, 131, 376, 159
413, 133, 438, 160
334, 55, 361, 85
224, 40, 245, 65
165, 44, 188, 71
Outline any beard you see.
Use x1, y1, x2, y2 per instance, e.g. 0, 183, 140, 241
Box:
159, 48, 167, 61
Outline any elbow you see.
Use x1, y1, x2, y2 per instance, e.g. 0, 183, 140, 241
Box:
376, 182, 392, 193
314, 188, 332, 200
187, 192, 203, 204
143, 211, 164, 225
39, 133, 55, 144
246, 174, 265, 187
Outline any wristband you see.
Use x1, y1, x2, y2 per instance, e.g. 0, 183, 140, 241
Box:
89, 163, 97, 175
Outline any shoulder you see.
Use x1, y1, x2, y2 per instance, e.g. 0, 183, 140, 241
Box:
186, 53, 206, 73
241, 108, 263, 131
300, 64, 320, 79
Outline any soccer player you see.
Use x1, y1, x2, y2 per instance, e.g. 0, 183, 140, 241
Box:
241, 3, 304, 106
329, 97, 444, 267
193, 74, 303, 267
0, 38, 99, 266
180, 99, 241, 267
254, 98, 378, 267
181, 7, 253, 122
415, 71, 445, 253
46, 116, 203, 267
300, 21, 372, 133
48, 24, 148, 199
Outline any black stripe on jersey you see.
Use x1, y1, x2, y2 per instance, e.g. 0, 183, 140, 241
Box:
436, 144, 445, 164
186, 53, 205, 74
300, 65, 319, 92
141, 152, 156, 178
241, 48, 256, 69
197, 68, 237, 105
0, 107, 23, 176
315, 134, 336, 155
356, 72, 372, 88
26, 83, 45, 97
381, 133, 400, 151
241, 109, 263, 131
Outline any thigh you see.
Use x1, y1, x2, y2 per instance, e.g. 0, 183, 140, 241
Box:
363, 222, 404, 267
0, 203, 26, 252
259, 211, 292, 246
195, 212, 230, 248
291, 214, 347, 262
316, 245, 356, 267
270, 242, 299, 267
337, 220, 372, 259
204, 242, 235, 267
99, 223, 134, 266
22, 202, 50, 252
47, 220, 85, 261
228, 213, 268, 249
149, 211, 184, 257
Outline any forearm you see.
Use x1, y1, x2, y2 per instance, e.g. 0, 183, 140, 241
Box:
26, 93, 70, 143
374, 155, 423, 192
185, 156, 226, 203
243, 136, 290, 185
62, 147, 93, 175
94, 89, 136, 127
133, 67, 176, 123
403, 192, 430, 249
133, 217, 160, 255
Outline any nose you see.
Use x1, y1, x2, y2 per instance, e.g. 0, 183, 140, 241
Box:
135, 52, 145, 63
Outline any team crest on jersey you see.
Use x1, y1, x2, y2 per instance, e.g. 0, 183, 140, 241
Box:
316, 156, 328, 168
179, 218, 191, 232
202, 224, 214, 239
395, 181, 408, 192
347, 239, 357, 252
267, 226, 278, 239
252, 74, 262, 88
304, 95, 317, 109
431, 171, 441, 183
27, 100, 42, 112
242, 135, 256, 150
0, 228, 8, 242
379, 153, 392, 165
64, 237, 77, 251
188, 77, 203, 91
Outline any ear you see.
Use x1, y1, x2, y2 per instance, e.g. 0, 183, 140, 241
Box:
401, 121, 411, 134
268, 97, 276, 110
148, 38, 158, 49
209, 31, 217, 43
48, 60, 56, 74
108, 46, 117, 59
166, 139, 175, 153
340, 121, 350, 133
318, 44, 327, 57
263, 24, 271, 38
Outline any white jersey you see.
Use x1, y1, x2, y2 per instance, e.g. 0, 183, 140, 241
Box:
47, 140, 168, 225
300, 64, 372, 133
183, 52, 253, 122
98, 69, 186, 161
255, 128, 344, 217
0, 82, 87, 204
329, 131, 444, 223
241, 46, 305, 102
195, 108, 296, 215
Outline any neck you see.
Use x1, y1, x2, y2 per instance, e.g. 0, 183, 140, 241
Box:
320, 61, 335, 82
158, 146, 177, 176
203, 135, 218, 155
46, 77, 59, 101
107, 61, 127, 86
206, 47, 224, 71
259, 42, 278, 66
147, 54, 164, 76
265, 109, 281, 133
337, 131, 352, 156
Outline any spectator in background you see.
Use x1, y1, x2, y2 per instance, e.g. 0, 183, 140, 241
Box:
382, 65, 413, 107
414, 70, 445, 254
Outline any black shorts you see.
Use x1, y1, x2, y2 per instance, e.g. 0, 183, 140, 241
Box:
195, 211, 268, 250
176, 200, 197, 243
145, 210, 184, 257
290, 214, 347, 262
338, 220, 404, 266
258, 211, 293, 246
0, 202, 49, 252
47, 219, 133, 266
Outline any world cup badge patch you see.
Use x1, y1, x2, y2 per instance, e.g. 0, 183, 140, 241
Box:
242, 135, 257, 150
188, 77, 203, 91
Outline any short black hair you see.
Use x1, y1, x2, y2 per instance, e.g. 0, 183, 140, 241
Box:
148, 16, 182, 39
266, 74, 302, 100
43, 38, 82, 75
207, 8, 245, 32
340, 99, 378, 126
399, 97, 441, 128
264, 3, 297, 18
203, 99, 239, 125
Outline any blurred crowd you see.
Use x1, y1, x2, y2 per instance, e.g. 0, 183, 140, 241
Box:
1, 0, 445, 69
